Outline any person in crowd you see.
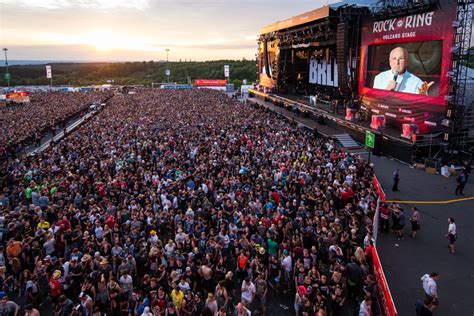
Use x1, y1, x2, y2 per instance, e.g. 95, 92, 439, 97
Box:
0, 91, 111, 152
240, 278, 255, 308
24, 304, 41, 316
455, 171, 467, 195
462, 160, 471, 181
392, 168, 400, 192
358, 295, 372, 316
415, 297, 436, 316
446, 217, 457, 254
379, 203, 390, 234
0, 89, 381, 316
421, 272, 439, 308
410, 207, 421, 238
0, 292, 19, 316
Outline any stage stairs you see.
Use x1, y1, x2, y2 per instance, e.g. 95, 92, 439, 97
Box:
334, 133, 360, 149
334, 133, 370, 157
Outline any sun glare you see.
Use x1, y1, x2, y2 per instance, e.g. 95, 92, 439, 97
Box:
87, 31, 124, 51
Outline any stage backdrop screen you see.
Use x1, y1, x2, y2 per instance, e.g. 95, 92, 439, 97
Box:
366, 41, 442, 96
359, 0, 457, 133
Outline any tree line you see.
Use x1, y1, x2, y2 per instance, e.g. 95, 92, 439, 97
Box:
0, 60, 257, 87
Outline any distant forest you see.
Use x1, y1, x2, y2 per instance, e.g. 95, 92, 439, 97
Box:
0, 60, 257, 87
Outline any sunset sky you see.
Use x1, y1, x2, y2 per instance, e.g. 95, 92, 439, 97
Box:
1, 0, 338, 62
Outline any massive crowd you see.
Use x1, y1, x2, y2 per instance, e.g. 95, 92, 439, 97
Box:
0, 91, 112, 150
0, 89, 379, 316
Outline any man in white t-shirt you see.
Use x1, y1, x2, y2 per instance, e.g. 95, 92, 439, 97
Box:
446, 217, 457, 254
119, 271, 133, 298
421, 272, 439, 306
281, 250, 293, 293
241, 278, 256, 306
178, 278, 190, 292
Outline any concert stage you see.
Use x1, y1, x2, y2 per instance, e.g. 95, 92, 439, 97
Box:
254, 0, 474, 164
249, 88, 420, 164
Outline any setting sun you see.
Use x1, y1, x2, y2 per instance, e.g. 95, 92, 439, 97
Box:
86, 31, 129, 51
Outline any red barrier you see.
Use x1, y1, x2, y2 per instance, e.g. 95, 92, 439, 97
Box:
373, 175, 386, 201
5, 91, 30, 103
372, 246, 398, 316
194, 79, 227, 87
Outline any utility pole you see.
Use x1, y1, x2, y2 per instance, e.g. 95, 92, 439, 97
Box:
165, 48, 170, 83
3, 48, 10, 87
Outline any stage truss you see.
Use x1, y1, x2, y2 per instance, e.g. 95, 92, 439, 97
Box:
445, 0, 474, 155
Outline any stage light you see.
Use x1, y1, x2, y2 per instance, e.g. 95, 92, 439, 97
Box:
401, 124, 419, 139
452, 20, 460, 27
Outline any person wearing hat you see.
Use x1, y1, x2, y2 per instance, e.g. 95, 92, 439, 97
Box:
98, 257, 113, 280
81, 253, 92, 264
0, 292, 19, 316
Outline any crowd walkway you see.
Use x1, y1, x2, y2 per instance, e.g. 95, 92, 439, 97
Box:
371, 155, 474, 316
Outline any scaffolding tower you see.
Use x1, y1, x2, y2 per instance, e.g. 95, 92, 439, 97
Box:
445, 0, 474, 155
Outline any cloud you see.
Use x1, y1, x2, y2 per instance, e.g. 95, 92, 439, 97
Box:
5, 43, 255, 61
187, 43, 257, 50
150, 41, 257, 51
1, 0, 150, 10
2, 0, 336, 61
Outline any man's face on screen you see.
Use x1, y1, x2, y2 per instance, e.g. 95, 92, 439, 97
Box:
389, 47, 407, 75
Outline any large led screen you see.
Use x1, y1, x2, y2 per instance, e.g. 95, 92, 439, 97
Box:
359, 0, 457, 133
366, 41, 442, 96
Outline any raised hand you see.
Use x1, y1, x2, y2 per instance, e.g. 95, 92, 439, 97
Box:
418, 81, 435, 95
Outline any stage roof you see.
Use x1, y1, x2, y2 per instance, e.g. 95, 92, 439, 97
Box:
259, 6, 331, 35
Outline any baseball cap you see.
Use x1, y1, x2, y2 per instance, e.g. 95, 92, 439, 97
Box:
0, 292, 6, 299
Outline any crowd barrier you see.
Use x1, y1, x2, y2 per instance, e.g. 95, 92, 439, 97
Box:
372, 175, 398, 316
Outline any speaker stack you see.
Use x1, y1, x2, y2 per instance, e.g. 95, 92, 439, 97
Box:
336, 22, 349, 95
